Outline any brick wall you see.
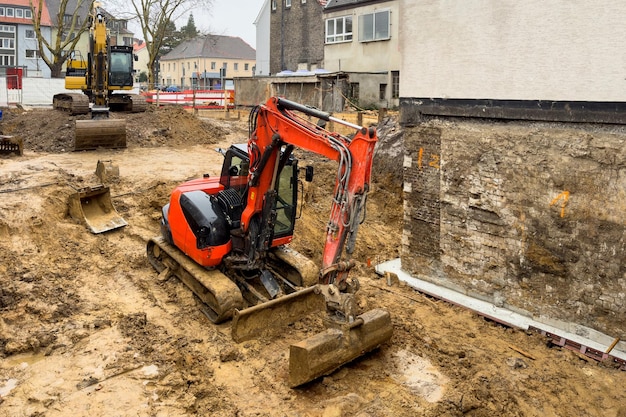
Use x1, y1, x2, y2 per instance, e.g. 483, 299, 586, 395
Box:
402, 119, 626, 338
270, 1, 325, 74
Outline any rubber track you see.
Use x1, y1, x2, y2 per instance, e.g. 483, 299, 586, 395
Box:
147, 236, 244, 323
53, 93, 90, 115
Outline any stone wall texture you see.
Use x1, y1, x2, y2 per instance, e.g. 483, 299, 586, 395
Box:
402, 119, 626, 339
270, 1, 325, 74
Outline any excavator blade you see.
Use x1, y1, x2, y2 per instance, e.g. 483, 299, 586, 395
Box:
74, 119, 126, 151
68, 185, 127, 233
289, 308, 393, 387
231, 285, 326, 343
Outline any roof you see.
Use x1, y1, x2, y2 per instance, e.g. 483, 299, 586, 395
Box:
0, 0, 51, 26
325, 0, 390, 10
133, 40, 146, 52
45, 0, 89, 27
161, 35, 256, 61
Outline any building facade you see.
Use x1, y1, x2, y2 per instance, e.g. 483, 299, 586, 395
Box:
0, 0, 52, 77
269, 0, 325, 74
398, 0, 626, 345
160, 35, 256, 90
323, 0, 400, 109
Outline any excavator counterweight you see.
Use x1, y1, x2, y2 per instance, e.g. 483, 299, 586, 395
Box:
147, 97, 392, 386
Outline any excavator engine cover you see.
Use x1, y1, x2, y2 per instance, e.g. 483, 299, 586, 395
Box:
74, 119, 127, 151
68, 185, 127, 233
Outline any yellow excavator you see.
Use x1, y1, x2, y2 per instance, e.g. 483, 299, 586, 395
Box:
53, 2, 146, 151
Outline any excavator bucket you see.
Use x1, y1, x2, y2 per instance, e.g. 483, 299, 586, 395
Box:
68, 185, 127, 233
289, 308, 393, 387
231, 286, 327, 342
0, 135, 23, 156
74, 119, 126, 151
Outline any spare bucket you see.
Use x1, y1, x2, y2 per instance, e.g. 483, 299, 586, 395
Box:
68, 185, 127, 233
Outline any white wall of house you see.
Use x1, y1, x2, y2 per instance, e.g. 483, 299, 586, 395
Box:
17, 26, 51, 78
134, 45, 150, 79
400, 0, 626, 101
254, 0, 270, 76
323, 1, 400, 73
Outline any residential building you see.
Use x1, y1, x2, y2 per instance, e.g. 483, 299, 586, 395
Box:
270, 0, 326, 74
0, 0, 52, 77
160, 35, 256, 90
45, 0, 90, 72
323, 0, 400, 108
254, 0, 270, 76
133, 39, 149, 81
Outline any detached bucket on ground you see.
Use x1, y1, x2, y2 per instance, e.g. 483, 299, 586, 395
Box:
68, 185, 127, 233
0, 135, 23, 156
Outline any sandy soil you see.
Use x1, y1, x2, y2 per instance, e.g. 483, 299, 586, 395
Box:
0, 106, 625, 417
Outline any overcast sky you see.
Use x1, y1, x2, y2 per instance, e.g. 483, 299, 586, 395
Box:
185, 0, 264, 49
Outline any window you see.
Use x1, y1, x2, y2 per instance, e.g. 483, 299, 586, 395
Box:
0, 54, 15, 66
272, 0, 276, 10
391, 71, 399, 99
234, 63, 238, 71
302, 0, 306, 3
26, 49, 40, 59
379, 83, 387, 100
6, 8, 13, 17
244, 63, 249, 71
211, 61, 216, 70
24, 9, 31, 19
223, 62, 227, 70
194, 62, 197, 69
187, 62, 190, 69
0, 8, 4, 17
62, 31, 76, 41
173, 63, 176, 71
25, 29, 35, 39
349, 82, 359, 102
0, 25, 15, 32
285, 0, 291, 7
15, 9, 22, 18
359, 10, 390, 42
0, 38, 15, 49
325, 16, 352, 44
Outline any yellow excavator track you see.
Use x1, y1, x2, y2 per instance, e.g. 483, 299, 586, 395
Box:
53, 93, 90, 115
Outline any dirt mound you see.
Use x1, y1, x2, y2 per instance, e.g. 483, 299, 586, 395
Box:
1, 105, 230, 152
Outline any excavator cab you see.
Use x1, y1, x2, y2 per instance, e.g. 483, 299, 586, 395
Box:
108, 46, 135, 89
218, 143, 298, 241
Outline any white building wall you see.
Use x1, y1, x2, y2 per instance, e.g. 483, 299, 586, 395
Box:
254, 0, 270, 76
400, 0, 626, 101
17, 26, 51, 78
324, 1, 400, 73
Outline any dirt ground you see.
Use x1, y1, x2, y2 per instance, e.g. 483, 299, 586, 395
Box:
0, 105, 625, 417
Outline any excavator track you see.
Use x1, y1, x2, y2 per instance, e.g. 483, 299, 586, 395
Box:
53, 93, 90, 115
147, 236, 244, 323
109, 94, 148, 113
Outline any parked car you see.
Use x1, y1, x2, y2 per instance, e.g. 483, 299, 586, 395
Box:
164, 85, 180, 92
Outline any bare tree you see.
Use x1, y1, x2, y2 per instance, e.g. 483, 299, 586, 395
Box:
112, 0, 211, 88
29, 0, 91, 78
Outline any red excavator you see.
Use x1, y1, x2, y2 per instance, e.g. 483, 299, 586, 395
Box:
147, 97, 392, 386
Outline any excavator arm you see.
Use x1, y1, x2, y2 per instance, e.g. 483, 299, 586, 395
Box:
242, 97, 377, 290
